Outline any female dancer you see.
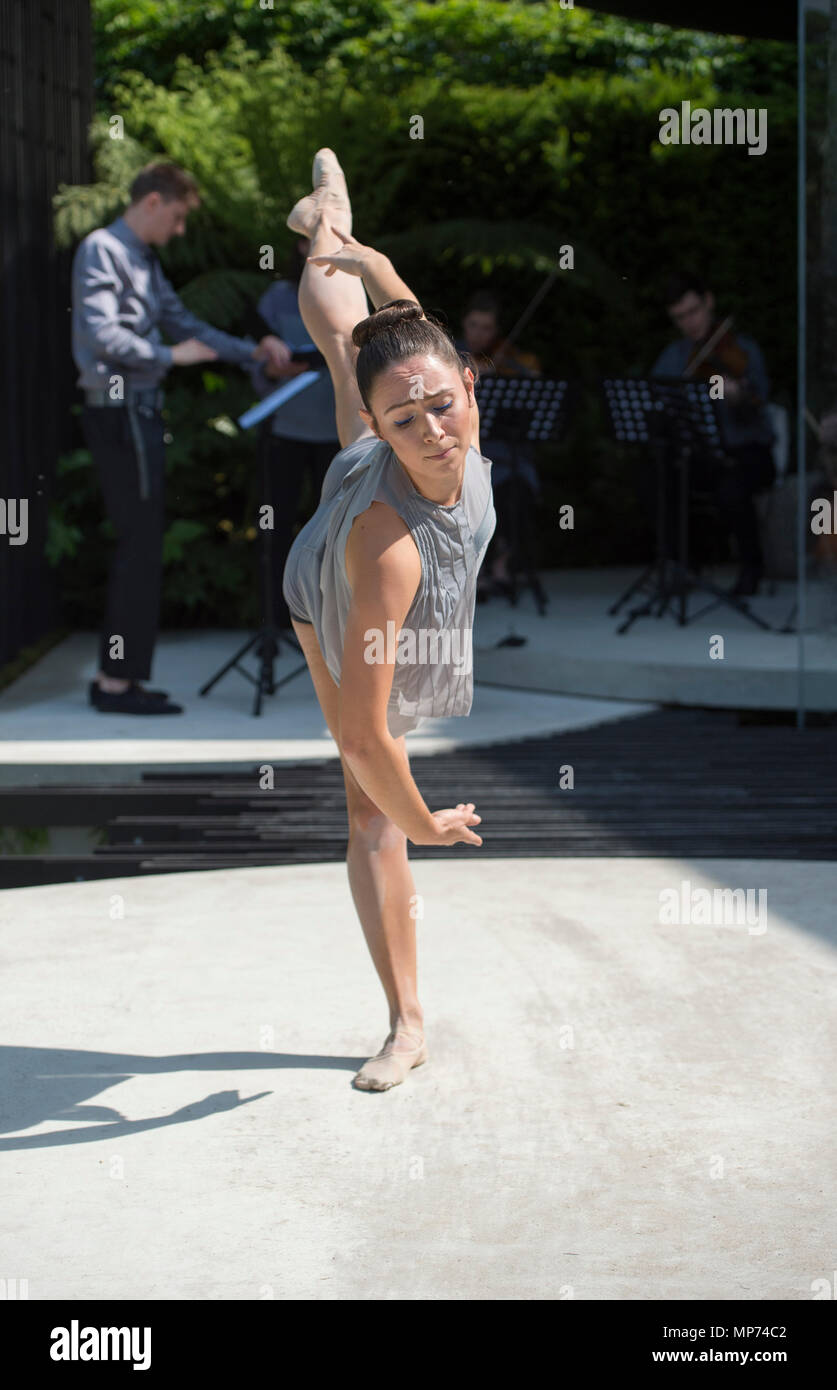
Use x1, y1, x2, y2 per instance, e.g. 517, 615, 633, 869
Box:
282, 150, 495, 1091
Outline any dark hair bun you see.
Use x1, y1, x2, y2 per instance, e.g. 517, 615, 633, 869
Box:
352, 299, 424, 350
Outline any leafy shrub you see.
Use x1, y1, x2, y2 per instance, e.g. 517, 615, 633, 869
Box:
51, 4, 798, 625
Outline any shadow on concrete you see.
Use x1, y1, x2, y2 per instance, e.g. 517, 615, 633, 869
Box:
0, 1045, 365, 1147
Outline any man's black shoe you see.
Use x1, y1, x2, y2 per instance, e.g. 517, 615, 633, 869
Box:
89, 681, 183, 714
129, 680, 169, 700
89, 679, 170, 701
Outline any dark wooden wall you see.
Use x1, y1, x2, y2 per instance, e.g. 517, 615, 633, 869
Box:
0, 0, 93, 668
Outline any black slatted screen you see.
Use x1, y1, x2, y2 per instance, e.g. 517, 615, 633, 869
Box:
0, 0, 93, 667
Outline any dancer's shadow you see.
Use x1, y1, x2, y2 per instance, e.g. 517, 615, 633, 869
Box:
0, 1045, 364, 1149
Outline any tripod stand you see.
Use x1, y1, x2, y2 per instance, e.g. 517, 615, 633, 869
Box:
199, 418, 309, 716
475, 374, 569, 620
602, 377, 772, 634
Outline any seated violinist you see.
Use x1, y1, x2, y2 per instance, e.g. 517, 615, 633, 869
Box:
454, 291, 542, 596
651, 270, 775, 596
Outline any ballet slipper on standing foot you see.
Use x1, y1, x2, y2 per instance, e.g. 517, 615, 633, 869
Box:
352, 1027, 428, 1092
286, 147, 353, 237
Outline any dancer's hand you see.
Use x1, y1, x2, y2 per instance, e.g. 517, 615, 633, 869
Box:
307, 226, 377, 279
425, 804, 483, 847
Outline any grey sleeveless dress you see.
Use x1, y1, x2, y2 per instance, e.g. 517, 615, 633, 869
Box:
282, 433, 495, 736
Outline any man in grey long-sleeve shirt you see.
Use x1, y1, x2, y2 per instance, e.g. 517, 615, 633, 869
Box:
72, 160, 288, 714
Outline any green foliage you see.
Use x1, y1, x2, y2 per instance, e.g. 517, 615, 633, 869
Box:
0, 827, 50, 855
177, 270, 267, 328
54, 122, 156, 246
91, 0, 390, 94
47, 441, 111, 624
49, 401, 264, 628
90, 0, 794, 100
51, 2, 797, 627
0, 627, 72, 696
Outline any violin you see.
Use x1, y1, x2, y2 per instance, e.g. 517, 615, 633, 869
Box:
682, 314, 761, 414
475, 336, 540, 378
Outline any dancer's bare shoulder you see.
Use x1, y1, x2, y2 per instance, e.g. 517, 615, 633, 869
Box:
345, 501, 421, 605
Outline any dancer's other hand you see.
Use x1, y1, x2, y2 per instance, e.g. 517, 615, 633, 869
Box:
307, 225, 377, 279
424, 803, 483, 847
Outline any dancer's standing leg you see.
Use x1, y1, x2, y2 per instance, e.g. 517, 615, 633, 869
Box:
290, 617, 426, 1091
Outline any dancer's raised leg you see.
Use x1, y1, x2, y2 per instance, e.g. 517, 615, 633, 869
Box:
290, 149, 422, 449
297, 213, 372, 449
298, 212, 370, 353
287, 149, 371, 446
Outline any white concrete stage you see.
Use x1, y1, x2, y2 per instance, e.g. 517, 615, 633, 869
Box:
1, 857, 833, 1300
0, 564, 834, 782
474, 566, 837, 711
0, 623, 654, 778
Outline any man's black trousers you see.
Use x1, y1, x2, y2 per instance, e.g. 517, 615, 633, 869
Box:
82, 402, 167, 680
83, 407, 339, 677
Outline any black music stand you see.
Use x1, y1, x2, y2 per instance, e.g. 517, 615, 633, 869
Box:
198, 418, 309, 715
602, 377, 772, 634
475, 374, 570, 621
199, 351, 328, 715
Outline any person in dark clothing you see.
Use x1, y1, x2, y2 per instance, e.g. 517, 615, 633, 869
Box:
453, 291, 542, 598
73, 161, 288, 714
651, 270, 775, 596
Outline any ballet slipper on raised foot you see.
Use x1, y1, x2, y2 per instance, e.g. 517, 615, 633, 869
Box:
286, 146, 352, 237
352, 1028, 428, 1092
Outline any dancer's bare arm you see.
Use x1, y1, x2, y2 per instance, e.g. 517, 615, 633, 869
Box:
307, 227, 418, 311
361, 253, 419, 312
339, 504, 483, 848
309, 227, 482, 449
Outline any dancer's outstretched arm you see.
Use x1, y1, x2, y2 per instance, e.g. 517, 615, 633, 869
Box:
310, 223, 483, 454
339, 505, 483, 850
307, 227, 420, 311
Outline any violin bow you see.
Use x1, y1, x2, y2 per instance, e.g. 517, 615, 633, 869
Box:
682, 314, 735, 379
491, 266, 560, 376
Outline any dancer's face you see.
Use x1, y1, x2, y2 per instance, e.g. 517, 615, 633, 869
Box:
359, 354, 476, 498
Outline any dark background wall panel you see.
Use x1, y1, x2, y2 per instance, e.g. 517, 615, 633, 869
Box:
0, 0, 93, 668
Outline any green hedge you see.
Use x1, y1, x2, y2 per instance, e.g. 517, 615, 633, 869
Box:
51, 2, 801, 623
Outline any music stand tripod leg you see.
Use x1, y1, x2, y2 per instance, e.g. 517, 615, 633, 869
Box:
199, 629, 261, 696
678, 450, 689, 625
197, 423, 307, 711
